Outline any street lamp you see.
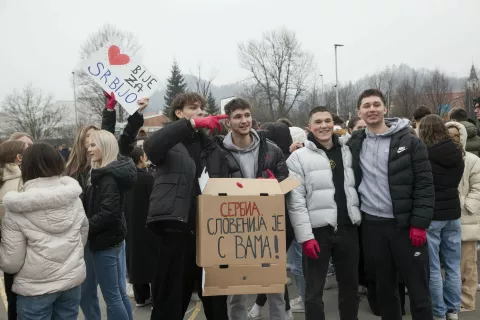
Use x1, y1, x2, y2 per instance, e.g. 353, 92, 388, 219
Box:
334, 44, 344, 116
72, 71, 78, 127
319, 74, 324, 105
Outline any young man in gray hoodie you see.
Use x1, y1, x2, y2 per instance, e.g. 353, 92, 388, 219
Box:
348, 89, 435, 320
218, 98, 290, 320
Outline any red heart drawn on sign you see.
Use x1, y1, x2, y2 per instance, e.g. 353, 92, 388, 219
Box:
108, 45, 130, 65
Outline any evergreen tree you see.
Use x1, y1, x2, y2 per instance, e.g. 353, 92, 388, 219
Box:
163, 60, 188, 117
206, 91, 219, 115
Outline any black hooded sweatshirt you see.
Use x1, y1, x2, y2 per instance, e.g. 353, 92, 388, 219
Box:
308, 132, 351, 226
86, 158, 137, 251
427, 139, 464, 221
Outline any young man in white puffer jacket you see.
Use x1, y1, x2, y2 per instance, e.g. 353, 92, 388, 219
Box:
287, 106, 361, 320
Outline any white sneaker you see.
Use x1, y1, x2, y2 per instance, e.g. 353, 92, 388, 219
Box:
248, 303, 262, 319
446, 311, 459, 320
126, 283, 134, 298
290, 297, 305, 313
285, 309, 294, 320
136, 297, 152, 307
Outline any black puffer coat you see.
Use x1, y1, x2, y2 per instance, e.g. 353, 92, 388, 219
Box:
348, 127, 435, 229
144, 119, 229, 233
86, 158, 137, 251
124, 167, 157, 283
427, 139, 464, 221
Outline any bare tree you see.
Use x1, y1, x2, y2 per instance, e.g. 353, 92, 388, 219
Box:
422, 69, 452, 113
239, 83, 271, 123
191, 63, 219, 98
75, 24, 141, 123
238, 28, 314, 119
393, 70, 421, 118
0, 84, 67, 140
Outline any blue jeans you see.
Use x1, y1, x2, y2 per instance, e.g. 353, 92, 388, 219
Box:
287, 240, 306, 302
17, 285, 81, 320
80, 242, 133, 320
427, 219, 462, 317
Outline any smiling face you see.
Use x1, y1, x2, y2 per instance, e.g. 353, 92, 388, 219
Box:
308, 111, 334, 144
228, 108, 252, 136
87, 140, 102, 163
175, 101, 204, 120
358, 95, 387, 127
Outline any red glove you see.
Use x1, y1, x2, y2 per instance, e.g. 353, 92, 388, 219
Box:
257, 169, 275, 180
302, 239, 320, 259
193, 115, 228, 131
104, 91, 117, 110
409, 227, 427, 247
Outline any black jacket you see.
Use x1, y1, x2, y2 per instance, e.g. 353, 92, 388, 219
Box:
144, 119, 229, 232
124, 167, 157, 283
217, 131, 289, 181
86, 159, 137, 251
101, 109, 144, 156
427, 139, 464, 221
263, 123, 293, 160
348, 127, 435, 229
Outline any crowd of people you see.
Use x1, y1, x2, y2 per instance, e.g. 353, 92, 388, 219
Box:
0, 88, 478, 320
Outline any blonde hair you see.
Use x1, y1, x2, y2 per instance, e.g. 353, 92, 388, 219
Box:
65, 125, 99, 177
89, 130, 119, 169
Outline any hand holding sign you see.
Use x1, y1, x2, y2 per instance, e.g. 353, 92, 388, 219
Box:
137, 97, 149, 113
104, 91, 117, 110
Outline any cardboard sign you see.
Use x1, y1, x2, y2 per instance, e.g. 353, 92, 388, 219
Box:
196, 177, 300, 296
82, 42, 160, 115
198, 195, 286, 266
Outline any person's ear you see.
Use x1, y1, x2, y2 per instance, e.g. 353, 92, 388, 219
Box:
16, 154, 22, 163
175, 108, 183, 119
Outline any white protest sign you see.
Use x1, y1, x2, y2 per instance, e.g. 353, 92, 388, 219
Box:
82, 41, 160, 115
220, 96, 236, 114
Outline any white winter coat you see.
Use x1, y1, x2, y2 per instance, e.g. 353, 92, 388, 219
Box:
0, 164, 22, 227
446, 122, 480, 241
286, 137, 361, 243
0, 176, 89, 296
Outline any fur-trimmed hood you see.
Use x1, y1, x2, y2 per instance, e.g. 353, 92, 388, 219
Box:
3, 176, 82, 234
445, 121, 468, 151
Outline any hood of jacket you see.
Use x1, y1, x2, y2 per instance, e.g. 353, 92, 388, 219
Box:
3, 176, 82, 234
222, 129, 261, 154
366, 118, 411, 138
459, 121, 478, 139
1, 164, 21, 183
263, 123, 292, 158
427, 139, 463, 169
446, 121, 468, 150
91, 157, 137, 190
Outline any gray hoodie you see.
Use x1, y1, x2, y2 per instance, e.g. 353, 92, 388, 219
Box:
223, 129, 261, 179
359, 118, 411, 219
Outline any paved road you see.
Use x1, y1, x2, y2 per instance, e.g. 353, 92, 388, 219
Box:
1, 267, 479, 319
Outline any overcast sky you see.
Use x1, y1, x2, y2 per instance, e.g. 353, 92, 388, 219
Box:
0, 0, 478, 102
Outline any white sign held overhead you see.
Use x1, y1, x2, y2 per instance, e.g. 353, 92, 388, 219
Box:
82, 42, 160, 115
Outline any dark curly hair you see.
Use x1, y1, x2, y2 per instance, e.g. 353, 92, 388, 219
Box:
170, 92, 206, 121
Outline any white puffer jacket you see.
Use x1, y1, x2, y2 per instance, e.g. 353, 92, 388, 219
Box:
446, 121, 480, 241
287, 137, 361, 243
0, 176, 89, 296
0, 164, 22, 228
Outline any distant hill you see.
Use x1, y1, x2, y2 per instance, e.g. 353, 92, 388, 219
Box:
147, 75, 243, 114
